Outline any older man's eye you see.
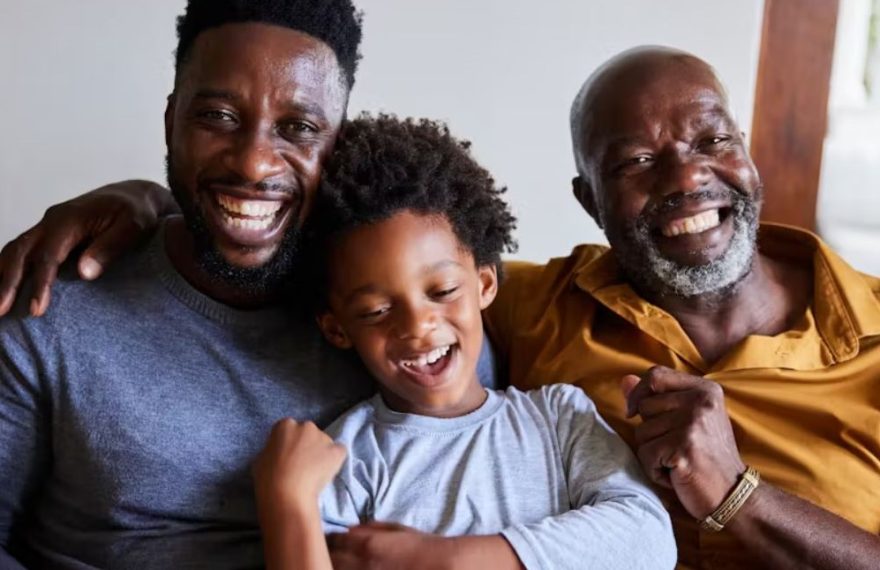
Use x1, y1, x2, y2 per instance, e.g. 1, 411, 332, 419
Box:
699, 135, 731, 151
612, 155, 653, 175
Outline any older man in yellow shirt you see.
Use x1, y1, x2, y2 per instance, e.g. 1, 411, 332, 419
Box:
486, 47, 880, 569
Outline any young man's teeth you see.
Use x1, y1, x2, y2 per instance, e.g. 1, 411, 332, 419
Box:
221, 214, 274, 231
401, 345, 451, 368
217, 194, 283, 217
661, 209, 721, 237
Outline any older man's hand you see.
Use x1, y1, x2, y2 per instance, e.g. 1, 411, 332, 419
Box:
622, 366, 747, 519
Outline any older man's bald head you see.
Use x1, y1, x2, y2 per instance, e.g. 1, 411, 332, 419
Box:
570, 46, 733, 178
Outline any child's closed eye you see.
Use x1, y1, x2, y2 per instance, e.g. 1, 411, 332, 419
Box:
432, 286, 460, 300
357, 306, 390, 321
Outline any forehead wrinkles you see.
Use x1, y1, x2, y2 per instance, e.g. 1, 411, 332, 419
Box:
178, 25, 345, 113
590, 84, 733, 159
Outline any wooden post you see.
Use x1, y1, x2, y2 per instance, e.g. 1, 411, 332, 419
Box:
750, 0, 840, 230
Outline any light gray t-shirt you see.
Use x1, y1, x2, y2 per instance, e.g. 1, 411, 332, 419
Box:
320, 384, 677, 570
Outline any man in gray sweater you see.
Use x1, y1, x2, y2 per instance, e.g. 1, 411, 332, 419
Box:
0, 1, 372, 568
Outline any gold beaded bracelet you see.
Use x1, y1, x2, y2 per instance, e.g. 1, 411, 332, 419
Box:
699, 466, 761, 532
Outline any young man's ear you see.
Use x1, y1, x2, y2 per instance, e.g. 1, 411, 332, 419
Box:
572, 175, 602, 229
316, 312, 352, 349
477, 264, 499, 310
164, 93, 176, 149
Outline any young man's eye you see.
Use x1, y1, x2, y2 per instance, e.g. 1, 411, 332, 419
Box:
278, 121, 318, 139
199, 109, 236, 123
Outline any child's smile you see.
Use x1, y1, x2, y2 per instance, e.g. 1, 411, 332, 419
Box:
319, 210, 497, 418
395, 342, 458, 388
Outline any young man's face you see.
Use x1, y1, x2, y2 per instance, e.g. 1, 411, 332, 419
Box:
319, 211, 497, 418
165, 22, 347, 284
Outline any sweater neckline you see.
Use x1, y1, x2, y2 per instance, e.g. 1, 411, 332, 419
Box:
148, 218, 291, 328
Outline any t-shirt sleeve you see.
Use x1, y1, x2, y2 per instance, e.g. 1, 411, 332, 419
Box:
319, 466, 366, 534
319, 408, 376, 534
500, 385, 677, 570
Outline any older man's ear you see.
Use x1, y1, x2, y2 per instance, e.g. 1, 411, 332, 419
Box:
572, 175, 603, 230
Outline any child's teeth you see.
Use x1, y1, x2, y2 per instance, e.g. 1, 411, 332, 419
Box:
426, 345, 451, 364
401, 345, 451, 368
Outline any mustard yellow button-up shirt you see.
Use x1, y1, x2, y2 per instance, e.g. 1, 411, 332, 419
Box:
485, 224, 880, 569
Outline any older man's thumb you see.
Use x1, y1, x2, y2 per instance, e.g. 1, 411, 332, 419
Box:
620, 374, 641, 397
620, 374, 642, 416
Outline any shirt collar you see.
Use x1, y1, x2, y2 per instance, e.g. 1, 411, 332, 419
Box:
572, 223, 880, 372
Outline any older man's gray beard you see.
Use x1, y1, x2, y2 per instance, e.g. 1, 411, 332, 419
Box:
614, 190, 759, 301
165, 157, 303, 299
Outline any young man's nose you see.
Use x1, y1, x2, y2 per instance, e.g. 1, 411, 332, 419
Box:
223, 127, 287, 185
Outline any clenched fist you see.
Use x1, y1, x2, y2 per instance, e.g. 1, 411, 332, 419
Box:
622, 366, 746, 519
252, 418, 347, 514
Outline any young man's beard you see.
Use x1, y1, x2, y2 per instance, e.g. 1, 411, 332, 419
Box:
165, 156, 303, 300
611, 187, 761, 302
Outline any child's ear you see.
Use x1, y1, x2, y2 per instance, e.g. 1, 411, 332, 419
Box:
316, 312, 352, 349
477, 264, 499, 310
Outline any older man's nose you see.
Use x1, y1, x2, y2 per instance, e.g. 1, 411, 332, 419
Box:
656, 153, 712, 197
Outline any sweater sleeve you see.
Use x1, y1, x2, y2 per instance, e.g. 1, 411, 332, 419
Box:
0, 312, 51, 557
500, 385, 677, 570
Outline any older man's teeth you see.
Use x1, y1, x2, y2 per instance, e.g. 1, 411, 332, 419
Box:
217, 194, 283, 218
401, 345, 451, 369
661, 209, 721, 237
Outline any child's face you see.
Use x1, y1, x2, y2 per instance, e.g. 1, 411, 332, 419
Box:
319, 210, 497, 418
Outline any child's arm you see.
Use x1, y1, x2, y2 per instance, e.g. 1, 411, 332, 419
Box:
252, 418, 347, 570
327, 523, 524, 570
499, 385, 678, 570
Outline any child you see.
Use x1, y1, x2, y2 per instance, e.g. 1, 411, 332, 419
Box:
252, 114, 676, 570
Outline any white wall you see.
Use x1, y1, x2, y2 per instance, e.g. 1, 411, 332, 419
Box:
818, 0, 880, 275
1, 0, 765, 262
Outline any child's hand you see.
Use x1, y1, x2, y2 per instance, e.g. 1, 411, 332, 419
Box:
252, 418, 347, 512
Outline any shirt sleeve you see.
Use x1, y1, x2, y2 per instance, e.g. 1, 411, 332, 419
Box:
319, 410, 376, 535
500, 385, 677, 570
483, 261, 530, 364
0, 313, 51, 554
319, 470, 366, 534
